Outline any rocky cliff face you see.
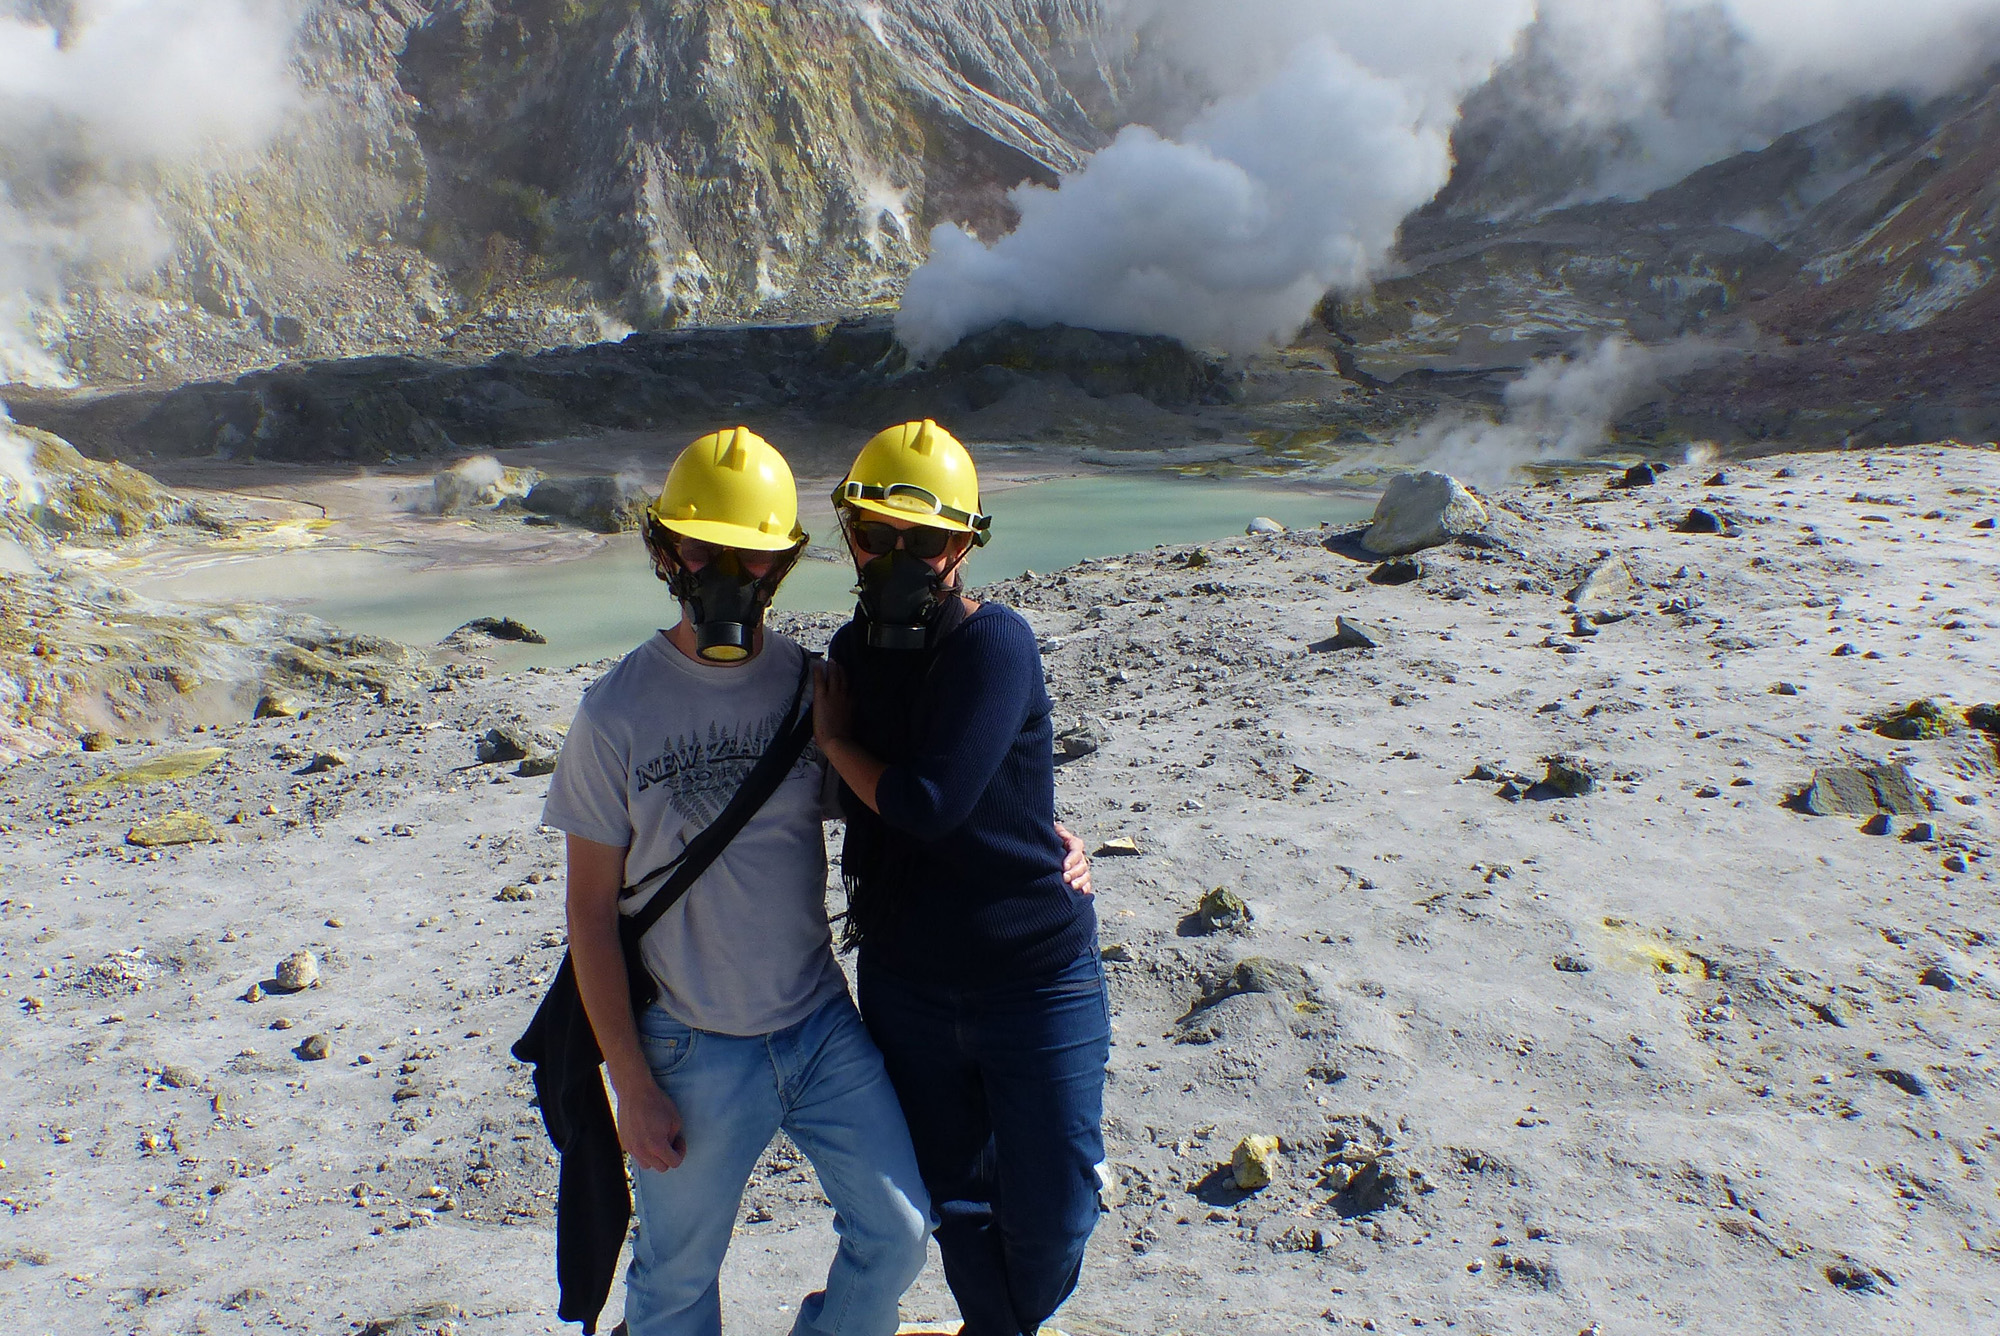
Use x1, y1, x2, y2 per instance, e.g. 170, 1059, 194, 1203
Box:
12, 0, 1115, 388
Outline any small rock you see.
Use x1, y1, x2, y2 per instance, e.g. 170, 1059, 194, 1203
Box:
516, 754, 557, 778
1567, 557, 1635, 607
1056, 721, 1106, 759
496, 884, 536, 902
1770, 681, 1800, 695
1232, 1134, 1282, 1191
253, 693, 300, 720
1943, 854, 1969, 873
1194, 886, 1251, 933
1918, 964, 1957, 991
1861, 814, 1893, 835
1538, 755, 1597, 798
298, 750, 348, 775
450, 616, 547, 645
1875, 1068, 1928, 1097
1799, 764, 1931, 817
476, 728, 531, 764
1552, 953, 1592, 973
160, 1063, 200, 1089
127, 811, 219, 848
1902, 822, 1935, 843
1775, 466, 1797, 478
1975, 517, 1996, 530
1180, 549, 1209, 569
1832, 642, 1859, 656
1100, 942, 1134, 963
241, 982, 264, 1003
1362, 471, 1489, 556
1308, 616, 1387, 653
1705, 470, 1731, 487
1677, 507, 1730, 535
297, 1034, 332, 1062
1871, 699, 1958, 740
1094, 836, 1141, 856
1366, 558, 1424, 586
270, 1016, 295, 1030
1215, 957, 1314, 1001
1246, 516, 1286, 535
274, 949, 320, 992
80, 730, 114, 752
1621, 462, 1660, 487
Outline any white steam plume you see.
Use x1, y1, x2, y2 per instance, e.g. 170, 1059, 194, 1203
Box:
0, 0, 300, 385
897, 2, 1537, 360
1392, 337, 1722, 488
898, 0, 2000, 358
0, 407, 42, 509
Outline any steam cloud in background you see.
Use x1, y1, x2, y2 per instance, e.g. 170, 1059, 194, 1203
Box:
1388, 337, 1724, 489
896, 0, 2000, 359
0, 0, 299, 385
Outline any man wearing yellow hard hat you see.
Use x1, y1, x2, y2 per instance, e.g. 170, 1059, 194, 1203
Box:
814, 420, 1110, 1336
535, 427, 931, 1336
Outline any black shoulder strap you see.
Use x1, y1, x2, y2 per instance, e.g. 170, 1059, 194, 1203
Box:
619, 651, 815, 938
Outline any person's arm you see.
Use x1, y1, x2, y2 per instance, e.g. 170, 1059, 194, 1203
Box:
565, 834, 686, 1171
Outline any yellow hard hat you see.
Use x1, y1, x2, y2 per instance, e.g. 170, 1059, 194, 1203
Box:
651, 426, 805, 551
834, 419, 991, 544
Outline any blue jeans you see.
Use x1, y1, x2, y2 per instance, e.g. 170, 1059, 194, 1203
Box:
858, 947, 1111, 1336
626, 992, 932, 1336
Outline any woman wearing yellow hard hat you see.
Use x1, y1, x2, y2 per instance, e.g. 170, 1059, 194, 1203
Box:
813, 419, 1109, 1336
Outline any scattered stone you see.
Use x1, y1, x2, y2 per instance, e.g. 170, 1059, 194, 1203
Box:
1100, 942, 1134, 963
1308, 616, 1387, 652
1537, 755, 1598, 798
1705, 471, 1732, 487
1246, 516, 1286, 535
1943, 854, 1969, 874
1094, 836, 1141, 856
1567, 557, 1635, 607
1975, 517, 1997, 530
270, 1016, 295, 1030
1179, 548, 1209, 569
1232, 1134, 1282, 1190
516, 754, 557, 777
80, 730, 114, 752
1621, 462, 1660, 487
1770, 682, 1800, 695
1871, 699, 1959, 740
1832, 642, 1859, 656
1213, 957, 1315, 1002
476, 727, 532, 764
1193, 887, 1251, 934
160, 1063, 200, 1089
254, 693, 300, 720
1902, 822, 1936, 843
1875, 1068, 1928, 1097
1918, 964, 1957, 991
1676, 508, 1736, 536
127, 810, 219, 847
298, 750, 348, 775
496, 885, 536, 902
1367, 558, 1424, 586
1362, 471, 1489, 556
448, 616, 548, 645
1824, 1261, 1889, 1294
1552, 953, 1592, 973
1967, 704, 2000, 733
1775, 466, 1797, 478
1799, 764, 1931, 817
297, 1034, 332, 1062
274, 949, 320, 993
1056, 721, 1106, 759
522, 475, 651, 533
242, 982, 264, 1003
78, 747, 227, 794
1861, 814, 1893, 835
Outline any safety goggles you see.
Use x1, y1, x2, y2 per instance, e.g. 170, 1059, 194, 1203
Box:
846, 519, 957, 560
834, 480, 992, 547
672, 535, 786, 571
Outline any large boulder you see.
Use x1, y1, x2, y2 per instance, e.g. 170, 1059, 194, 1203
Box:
1362, 471, 1489, 556
523, 476, 652, 533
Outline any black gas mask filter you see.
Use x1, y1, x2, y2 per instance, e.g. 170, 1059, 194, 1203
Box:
857, 548, 952, 650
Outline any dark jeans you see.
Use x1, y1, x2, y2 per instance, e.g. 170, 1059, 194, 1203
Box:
858, 946, 1111, 1336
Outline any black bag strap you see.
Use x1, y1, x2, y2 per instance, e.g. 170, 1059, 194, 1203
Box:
617, 651, 815, 939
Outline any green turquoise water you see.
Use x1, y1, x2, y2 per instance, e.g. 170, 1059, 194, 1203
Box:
167, 473, 1367, 667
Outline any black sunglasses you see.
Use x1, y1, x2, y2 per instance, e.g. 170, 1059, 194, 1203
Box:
848, 519, 956, 560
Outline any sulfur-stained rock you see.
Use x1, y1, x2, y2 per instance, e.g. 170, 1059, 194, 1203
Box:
1193, 886, 1251, 933
127, 810, 219, 847
1800, 764, 1931, 817
79, 747, 227, 794
274, 949, 319, 993
1232, 1134, 1282, 1190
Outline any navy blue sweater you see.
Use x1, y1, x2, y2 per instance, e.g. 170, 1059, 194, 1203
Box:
831, 602, 1096, 986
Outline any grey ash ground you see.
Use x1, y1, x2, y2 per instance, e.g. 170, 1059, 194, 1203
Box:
2, 444, 1997, 1335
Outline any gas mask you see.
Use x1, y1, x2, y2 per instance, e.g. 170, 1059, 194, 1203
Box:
857, 548, 951, 650
673, 551, 766, 662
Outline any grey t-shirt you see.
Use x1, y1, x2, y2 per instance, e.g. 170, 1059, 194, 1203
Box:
540, 631, 846, 1036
